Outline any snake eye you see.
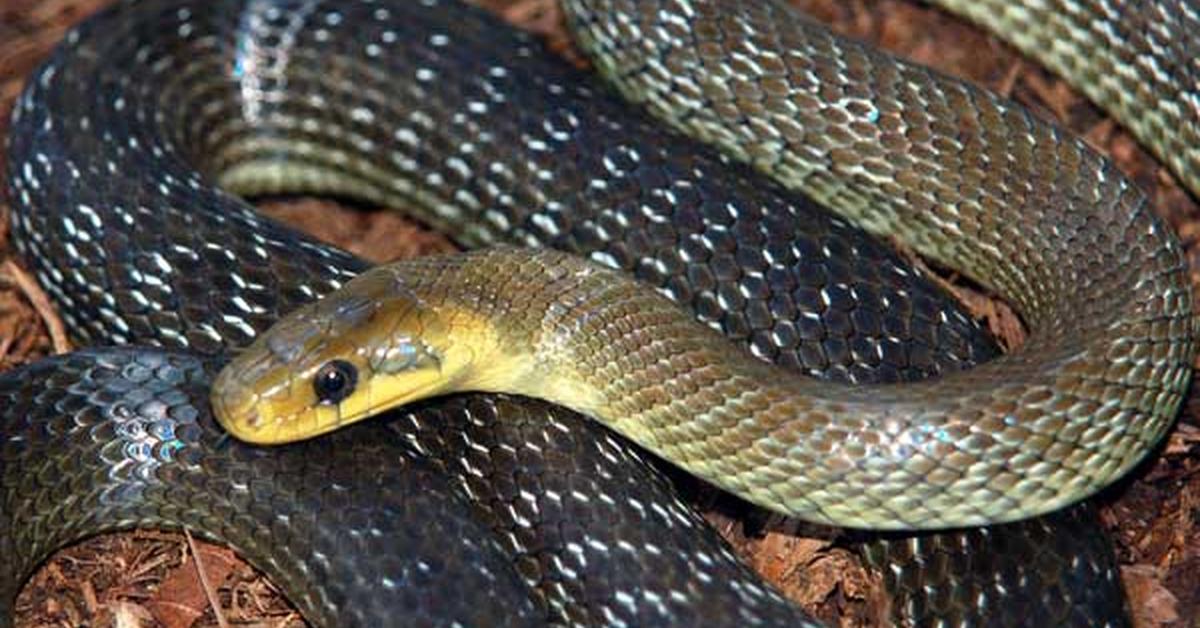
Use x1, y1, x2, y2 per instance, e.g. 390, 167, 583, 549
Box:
313, 359, 358, 404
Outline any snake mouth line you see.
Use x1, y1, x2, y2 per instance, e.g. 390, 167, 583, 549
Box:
214, 374, 457, 445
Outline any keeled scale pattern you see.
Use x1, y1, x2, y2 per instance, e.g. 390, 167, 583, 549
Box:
0, 0, 1147, 624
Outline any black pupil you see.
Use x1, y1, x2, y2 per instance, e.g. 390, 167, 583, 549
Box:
314, 360, 358, 404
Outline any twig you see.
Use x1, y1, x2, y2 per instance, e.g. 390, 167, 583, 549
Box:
0, 333, 14, 364
996, 58, 1023, 98
184, 529, 229, 628
2, 258, 70, 353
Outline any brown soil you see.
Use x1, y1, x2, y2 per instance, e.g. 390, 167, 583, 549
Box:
1, 1, 1196, 627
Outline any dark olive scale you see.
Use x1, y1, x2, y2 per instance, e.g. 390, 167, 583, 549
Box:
0, 349, 542, 628
0, 0, 1137, 625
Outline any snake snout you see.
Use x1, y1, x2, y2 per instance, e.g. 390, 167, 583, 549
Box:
210, 362, 270, 441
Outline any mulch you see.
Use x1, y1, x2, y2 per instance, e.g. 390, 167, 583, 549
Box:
1, 1, 1196, 626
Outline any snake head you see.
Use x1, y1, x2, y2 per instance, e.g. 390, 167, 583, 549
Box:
211, 264, 490, 444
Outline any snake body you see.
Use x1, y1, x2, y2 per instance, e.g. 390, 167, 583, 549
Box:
1, 0, 1192, 624
562, 0, 1199, 525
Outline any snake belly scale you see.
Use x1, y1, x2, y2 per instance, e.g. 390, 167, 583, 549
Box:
1, 0, 1193, 625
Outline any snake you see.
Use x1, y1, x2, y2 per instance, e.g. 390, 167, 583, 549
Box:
209, 0, 1198, 528
0, 0, 1193, 625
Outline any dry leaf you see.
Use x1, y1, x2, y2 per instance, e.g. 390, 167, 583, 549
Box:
147, 542, 239, 628
112, 601, 155, 628
1123, 565, 1181, 627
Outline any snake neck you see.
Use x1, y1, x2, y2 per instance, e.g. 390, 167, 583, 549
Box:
419, 249, 821, 472
419, 249, 629, 421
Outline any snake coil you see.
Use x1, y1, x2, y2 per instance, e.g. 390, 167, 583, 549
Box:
3, 0, 1194, 625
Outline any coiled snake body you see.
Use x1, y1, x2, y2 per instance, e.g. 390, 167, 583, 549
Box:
1, 0, 1195, 625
